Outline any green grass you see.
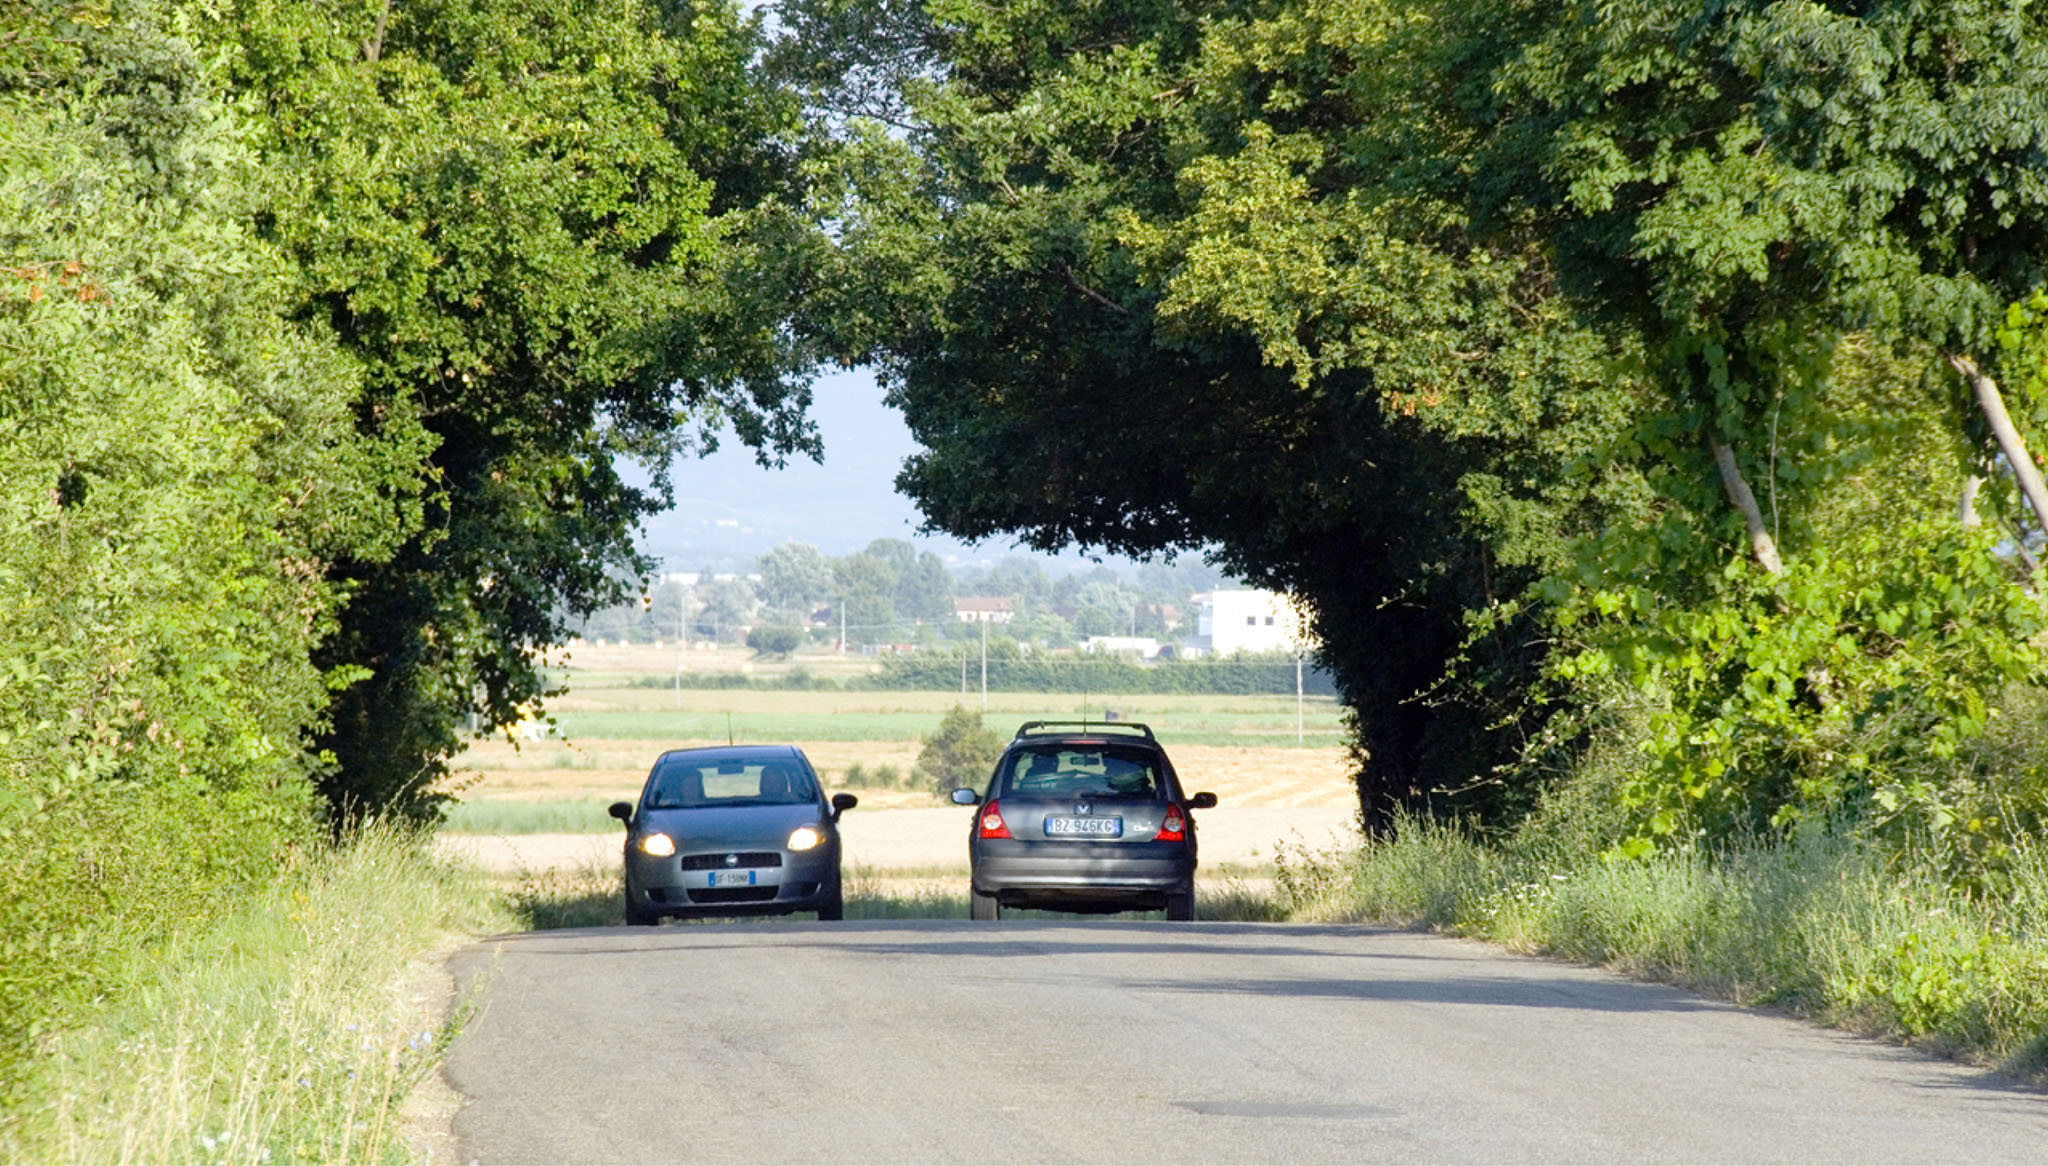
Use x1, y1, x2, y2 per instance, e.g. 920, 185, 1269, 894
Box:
0, 826, 514, 1163
503, 862, 1281, 927
1276, 816, 2048, 1082
500, 863, 979, 926
444, 798, 621, 834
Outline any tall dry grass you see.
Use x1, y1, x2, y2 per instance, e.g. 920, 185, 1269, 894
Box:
1, 826, 512, 1164
1278, 816, 2048, 1081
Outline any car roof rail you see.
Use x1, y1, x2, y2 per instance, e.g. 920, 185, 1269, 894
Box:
1012, 719, 1156, 742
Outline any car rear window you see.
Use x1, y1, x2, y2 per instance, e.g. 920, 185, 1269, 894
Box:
996, 743, 1162, 799
644, 755, 818, 808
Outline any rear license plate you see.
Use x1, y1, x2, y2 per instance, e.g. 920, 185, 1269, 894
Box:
1044, 816, 1122, 838
708, 870, 758, 887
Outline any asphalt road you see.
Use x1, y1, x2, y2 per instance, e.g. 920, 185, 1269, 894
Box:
445, 921, 2047, 1164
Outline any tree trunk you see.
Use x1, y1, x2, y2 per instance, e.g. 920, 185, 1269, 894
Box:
1948, 353, 2048, 538
1960, 474, 1983, 528
364, 0, 392, 62
1712, 440, 1784, 575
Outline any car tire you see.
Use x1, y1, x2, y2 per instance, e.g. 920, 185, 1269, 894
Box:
624, 890, 660, 927
1165, 884, 1196, 922
970, 888, 1000, 920
818, 884, 844, 921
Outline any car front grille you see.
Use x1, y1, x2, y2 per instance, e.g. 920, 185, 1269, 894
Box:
688, 886, 779, 904
680, 851, 782, 870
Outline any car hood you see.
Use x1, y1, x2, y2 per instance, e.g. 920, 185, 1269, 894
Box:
638, 802, 830, 850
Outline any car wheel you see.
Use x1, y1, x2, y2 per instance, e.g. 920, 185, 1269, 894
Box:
818, 884, 844, 921
1165, 884, 1196, 922
623, 889, 659, 927
970, 888, 1000, 920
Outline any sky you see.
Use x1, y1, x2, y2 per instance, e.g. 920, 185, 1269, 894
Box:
635, 367, 1154, 576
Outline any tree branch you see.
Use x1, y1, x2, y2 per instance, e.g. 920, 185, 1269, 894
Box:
2006, 517, 2041, 574
1712, 439, 1783, 575
1064, 267, 1130, 316
364, 0, 392, 62
1948, 352, 2048, 538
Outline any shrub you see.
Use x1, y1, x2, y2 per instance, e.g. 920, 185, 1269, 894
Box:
746, 625, 804, 659
0, 5, 416, 1090
840, 763, 907, 790
912, 706, 1004, 795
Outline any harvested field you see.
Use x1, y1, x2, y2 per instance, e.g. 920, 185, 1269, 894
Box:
441, 651, 1360, 875
439, 803, 1355, 874
447, 738, 1352, 808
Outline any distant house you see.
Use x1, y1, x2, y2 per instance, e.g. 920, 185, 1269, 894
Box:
1079, 635, 1163, 658
1191, 589, 1315, 655
954, 596, 1014, 625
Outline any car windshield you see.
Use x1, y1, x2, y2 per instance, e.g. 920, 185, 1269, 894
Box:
996, 743, 1162, 799
643, 755, 819, 809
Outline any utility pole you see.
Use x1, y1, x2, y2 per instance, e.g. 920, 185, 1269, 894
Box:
979, 617, 988, 712
1295, 653, 1304, 744
839, 602, 847, 655
684, 590, 700, 709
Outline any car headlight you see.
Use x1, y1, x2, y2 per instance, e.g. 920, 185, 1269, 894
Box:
787, 825, 825, 851
639, 833, 676, 857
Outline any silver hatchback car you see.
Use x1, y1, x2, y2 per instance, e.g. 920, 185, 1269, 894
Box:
609, 745, 857, 924
951, 721, 1216, 920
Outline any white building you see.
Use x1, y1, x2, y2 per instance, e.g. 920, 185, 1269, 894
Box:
954, 597, 1014, 624
1078, 635, 1163, 658
1193, 589, 1315, 655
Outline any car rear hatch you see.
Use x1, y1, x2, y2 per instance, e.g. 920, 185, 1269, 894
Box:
998, 793, 1177, 843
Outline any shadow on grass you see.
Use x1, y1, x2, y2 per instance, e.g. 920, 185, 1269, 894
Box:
504, 866, 1281, 929
505, 865, 622, 930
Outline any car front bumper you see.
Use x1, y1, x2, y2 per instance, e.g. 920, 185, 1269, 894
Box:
625, 844, 841, 917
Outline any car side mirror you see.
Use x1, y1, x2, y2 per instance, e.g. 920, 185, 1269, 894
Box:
830, 792, 858, 821
608, 801, 634, 824
949, 788, 980, 806
1188, 792, 1218, 810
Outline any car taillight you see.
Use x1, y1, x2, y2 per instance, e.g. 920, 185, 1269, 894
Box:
978, 800, 1012, 839
1155, 804, 1186, 842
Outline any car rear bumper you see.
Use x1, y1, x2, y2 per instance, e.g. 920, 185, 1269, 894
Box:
971, 840, 1195, 907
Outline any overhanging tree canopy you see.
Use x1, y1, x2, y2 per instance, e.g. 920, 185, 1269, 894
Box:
781, 0, 1653, 827
219, 0, 832, 817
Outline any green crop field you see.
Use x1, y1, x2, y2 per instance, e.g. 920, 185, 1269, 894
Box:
543, 680, 1348, 749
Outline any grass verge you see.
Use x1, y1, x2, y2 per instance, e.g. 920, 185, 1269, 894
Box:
503, 863, 1281, 927
1275, 817, 2048, 1082
0, 826, 514, 1164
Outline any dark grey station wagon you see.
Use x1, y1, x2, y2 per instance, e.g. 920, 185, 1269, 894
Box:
950, 721, 1216, 920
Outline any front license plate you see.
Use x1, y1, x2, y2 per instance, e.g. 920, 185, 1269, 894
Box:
1044, 816, 1122, 838
708, 870, 758, 887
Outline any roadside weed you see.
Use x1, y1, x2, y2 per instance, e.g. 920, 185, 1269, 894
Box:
2, 826, 509, 1164
505, 863, 624, 929
1294, 813, 2048, 1081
